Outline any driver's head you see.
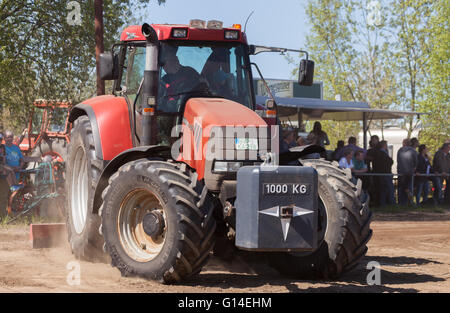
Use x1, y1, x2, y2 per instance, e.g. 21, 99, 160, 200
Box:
161, 45, 181, 74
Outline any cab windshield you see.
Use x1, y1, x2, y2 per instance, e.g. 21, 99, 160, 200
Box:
157, 42, 253, 113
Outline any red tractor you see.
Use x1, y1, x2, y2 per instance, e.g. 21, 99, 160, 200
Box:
20, 100, 71, 163
65, 21, 372, 283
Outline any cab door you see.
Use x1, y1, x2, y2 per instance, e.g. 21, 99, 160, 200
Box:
118, 45, 146, 146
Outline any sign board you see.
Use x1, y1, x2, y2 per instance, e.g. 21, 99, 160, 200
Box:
253, 79, 322, 99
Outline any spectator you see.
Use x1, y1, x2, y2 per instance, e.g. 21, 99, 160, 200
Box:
366, 135, 380, 171
281, 129, 296, 154
336, 136, 365, 160
309, 121, 330, 148
366, 135, 379, 160
304, 132, 321, 159
332, 140, 344, 161
397, 138, 418, 206
4, 131, 24, 180
416, 144, 432, 205
410, 137, 419, 152
365, 135, 380, 205
0, 133, 5, 169
373, 140, 395, 206
353, 150, 368, 174
432, 143, 450, 205
3, 130, 24, 188
296, 136, 307, 146
339, 148, 354, 169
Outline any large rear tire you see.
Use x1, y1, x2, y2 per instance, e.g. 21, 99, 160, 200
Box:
65, 116, 106, 262
268, 159, 372, 279
100, 160, 216, 284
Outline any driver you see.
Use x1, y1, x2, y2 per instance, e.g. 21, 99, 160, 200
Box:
159, 45, 201, 112
201, 47, 234, 98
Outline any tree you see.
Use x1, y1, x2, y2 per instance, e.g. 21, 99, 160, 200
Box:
416, 0, 450, 153
302, 0, 446, 152
0, 0, 165, 131
302, 0, 397, 147
388, 0, 433, 138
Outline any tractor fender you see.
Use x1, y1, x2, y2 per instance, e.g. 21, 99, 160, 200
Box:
92, 145, 171, 214
68, 96, 133, 161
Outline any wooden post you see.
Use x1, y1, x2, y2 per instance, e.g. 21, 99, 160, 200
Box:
94, 0, 105, 96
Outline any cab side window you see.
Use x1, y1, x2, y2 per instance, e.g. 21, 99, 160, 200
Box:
126, 46, 146, 97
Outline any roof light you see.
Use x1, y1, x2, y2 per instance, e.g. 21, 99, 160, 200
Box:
189, 19, 206, 28
232, 24, 241, 30
224, 30, 239, 40
171, 28, 188, 38
207, 20, 223, 29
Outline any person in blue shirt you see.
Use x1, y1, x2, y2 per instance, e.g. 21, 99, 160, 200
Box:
4, 131, 24, 183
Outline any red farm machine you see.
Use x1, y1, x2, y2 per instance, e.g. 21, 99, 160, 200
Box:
0, 100, 69, 221
64, 21, 372, 283
20, 99, 71, 162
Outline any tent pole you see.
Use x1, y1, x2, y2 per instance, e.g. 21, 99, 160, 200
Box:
298, 109, 304, 132
363, 112, 367, 150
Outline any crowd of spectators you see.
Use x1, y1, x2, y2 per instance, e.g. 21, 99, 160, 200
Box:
281, 122, 449, 207
333, 135, 450, 207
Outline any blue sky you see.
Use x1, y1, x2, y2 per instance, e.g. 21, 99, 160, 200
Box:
136, 0, 310, 80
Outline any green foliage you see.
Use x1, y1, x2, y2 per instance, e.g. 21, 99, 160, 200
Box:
0, 0, 164, 132
416, 0, 450, 154
302, 0, 449, 152
302, 0, 399, 148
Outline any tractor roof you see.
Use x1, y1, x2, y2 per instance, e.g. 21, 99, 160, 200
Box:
33, 99, 72, 108
120, 24, 247, 44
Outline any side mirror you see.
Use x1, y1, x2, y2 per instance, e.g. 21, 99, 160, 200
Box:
99, 52, 119, 80
248, 44, 256, 55
298, 59, 314, 86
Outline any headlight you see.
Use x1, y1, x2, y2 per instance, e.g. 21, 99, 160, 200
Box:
224, 30, 239, 40
172, 28, 188, 38
213, 161, 243, 172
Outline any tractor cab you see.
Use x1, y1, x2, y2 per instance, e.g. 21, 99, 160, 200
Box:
101, 22, 254, 148
100, 21, 314, 147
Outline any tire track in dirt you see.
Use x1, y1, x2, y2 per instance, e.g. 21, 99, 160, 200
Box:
0, 213, 449, 292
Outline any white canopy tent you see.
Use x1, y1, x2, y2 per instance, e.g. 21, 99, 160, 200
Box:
255, 95, 427, 149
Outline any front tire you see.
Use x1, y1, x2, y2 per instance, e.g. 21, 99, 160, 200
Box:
269, 159, 372, 279
100, 160, 216, 284
65, 116, 106, 261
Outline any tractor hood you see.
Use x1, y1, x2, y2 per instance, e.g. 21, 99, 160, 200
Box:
183, 98, 267, 129
180, 97, 269, 180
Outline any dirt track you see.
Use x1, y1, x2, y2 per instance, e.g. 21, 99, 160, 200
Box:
0, 212, 449, 293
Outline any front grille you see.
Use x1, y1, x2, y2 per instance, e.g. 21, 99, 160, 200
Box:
207, 126, 272, 161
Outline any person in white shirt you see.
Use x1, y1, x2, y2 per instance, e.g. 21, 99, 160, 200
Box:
339, 148, 354, 169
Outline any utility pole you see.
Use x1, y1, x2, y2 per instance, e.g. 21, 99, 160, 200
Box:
94, 0, 105, 96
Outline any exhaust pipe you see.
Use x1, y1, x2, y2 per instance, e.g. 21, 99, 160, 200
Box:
140, 23, 159, 146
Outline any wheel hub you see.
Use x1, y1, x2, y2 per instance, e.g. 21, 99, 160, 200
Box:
142, 211, 165, 237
